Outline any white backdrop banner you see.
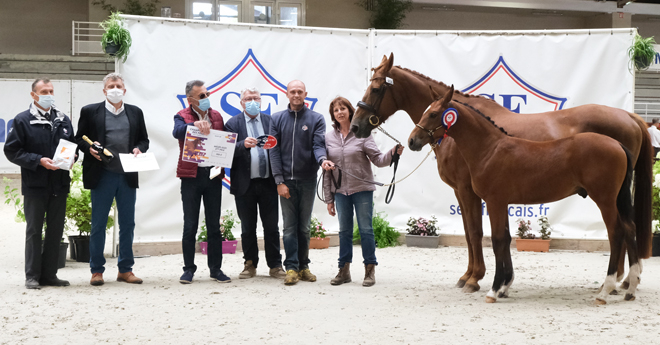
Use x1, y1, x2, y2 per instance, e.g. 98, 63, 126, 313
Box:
115, 17, 633, 242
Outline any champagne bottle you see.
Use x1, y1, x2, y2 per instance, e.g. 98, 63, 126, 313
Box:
82, 135, 114, 164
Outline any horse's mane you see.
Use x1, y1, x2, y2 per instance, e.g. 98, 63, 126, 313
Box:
394, 66, 498, 103
453, 100, 510, 136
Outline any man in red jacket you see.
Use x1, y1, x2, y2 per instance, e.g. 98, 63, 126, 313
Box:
172, 80, 230, 284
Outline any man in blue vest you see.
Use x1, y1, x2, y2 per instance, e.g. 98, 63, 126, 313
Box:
225, 87, 286, 280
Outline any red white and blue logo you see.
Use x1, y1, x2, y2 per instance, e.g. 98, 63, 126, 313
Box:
176, 49, 318, 189
461, 56, 567, 113
442, 108, 458, 129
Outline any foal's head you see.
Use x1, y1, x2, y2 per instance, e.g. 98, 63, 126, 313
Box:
408, 85, 455, 151
351, 53, 400, 138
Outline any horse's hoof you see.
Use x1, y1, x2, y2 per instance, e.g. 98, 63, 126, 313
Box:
485, 296, 497, 303
624, 293, 636, 301
455, 279, 467, 288
609, 289, 618, 295
462, 284, 480, 293
594, 298, 607, 305
620, 281, 630, 290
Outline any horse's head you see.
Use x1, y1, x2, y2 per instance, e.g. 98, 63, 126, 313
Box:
408, 85, 455, 151
351, 53, 400, 138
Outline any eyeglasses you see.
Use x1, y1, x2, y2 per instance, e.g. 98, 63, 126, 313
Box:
243, 96, 262, 102
196, 92, 211, 99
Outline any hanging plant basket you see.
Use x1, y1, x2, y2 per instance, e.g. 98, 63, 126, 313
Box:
104, 41, 120, 56
628, 34, 657, 71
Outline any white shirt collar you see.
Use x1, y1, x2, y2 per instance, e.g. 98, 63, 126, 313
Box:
105, 100, 125, 116
192, 107, 210, 123
34, 102, 51, 115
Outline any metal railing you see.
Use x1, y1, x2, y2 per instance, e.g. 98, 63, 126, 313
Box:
635, 102, 660, 123
72, 21, 104, 55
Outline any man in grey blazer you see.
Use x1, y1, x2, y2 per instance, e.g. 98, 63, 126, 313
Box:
224, 87, 286, 279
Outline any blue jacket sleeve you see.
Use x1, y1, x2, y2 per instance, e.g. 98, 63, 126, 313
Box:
312, 114, 327, 165
173, 114, 195, 140
269, 114, 284, 184
3, 117, 42, 171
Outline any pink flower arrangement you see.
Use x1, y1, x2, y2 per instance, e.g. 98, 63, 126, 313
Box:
406, 216, 439, 236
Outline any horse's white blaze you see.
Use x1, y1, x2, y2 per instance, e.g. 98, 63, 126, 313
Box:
596, 274, 617, 302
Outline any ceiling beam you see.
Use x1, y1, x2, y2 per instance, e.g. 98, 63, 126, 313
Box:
413, 0, 660, 16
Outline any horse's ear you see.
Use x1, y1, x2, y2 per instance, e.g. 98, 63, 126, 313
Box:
441, 85, 454, 107
381, 55, 387, 64
429, 85, 440, 100
384, 53, 394, 73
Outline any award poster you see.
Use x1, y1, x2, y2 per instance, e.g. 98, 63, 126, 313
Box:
182, 126, 237, 168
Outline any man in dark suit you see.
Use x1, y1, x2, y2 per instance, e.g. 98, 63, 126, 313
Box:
224, 87, 286, 279
75, 73, 149, 286
4, 78, 75, 289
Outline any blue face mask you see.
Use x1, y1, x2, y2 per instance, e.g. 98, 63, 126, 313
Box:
36, 94, 55, 109
245, 101, 261, 116
197, 97, 211, 112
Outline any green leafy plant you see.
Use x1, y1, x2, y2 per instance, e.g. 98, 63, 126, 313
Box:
406, 216, 439, 236
221, 210, 238, 241
516, 218, 535, 239
100, 12, 132, 62
3, 163, 113, 236
92, 0, 161, 16
537, 216, 552, 240
353, 211, 401, 248
310, 215, 327, 239
356, 0, 414, 29
197, 220, 208, 243
628, 34, 657, 71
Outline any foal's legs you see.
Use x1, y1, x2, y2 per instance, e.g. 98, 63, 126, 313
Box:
485, 205, 514, 303
455, 188, 486, 293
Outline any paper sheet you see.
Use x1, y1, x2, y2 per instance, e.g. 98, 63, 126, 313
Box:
119, 152, 160, 172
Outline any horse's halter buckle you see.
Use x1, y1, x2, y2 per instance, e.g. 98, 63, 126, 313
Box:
415, 123, 445, 143
356, 76, 394, 128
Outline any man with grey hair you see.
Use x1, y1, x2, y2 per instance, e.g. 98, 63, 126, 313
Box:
173, 80, 230, 284
224, 87, 286, 279
5, 78, 76, 289
76, 72, 150, 286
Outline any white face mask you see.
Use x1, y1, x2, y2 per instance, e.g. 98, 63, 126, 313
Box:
106, 88, 124, 104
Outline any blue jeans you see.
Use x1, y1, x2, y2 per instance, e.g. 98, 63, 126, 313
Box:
90, 169, 136, 274
280, 179, 316, 271
335, 191, 377, 268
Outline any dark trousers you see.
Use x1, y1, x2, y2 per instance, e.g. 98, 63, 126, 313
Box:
23, 193, 67, 281
235, 178, 281, 269
654, 147, 660, 158
180, 167, 223, 275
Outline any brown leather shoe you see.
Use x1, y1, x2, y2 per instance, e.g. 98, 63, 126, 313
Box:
90, 273, 104, 286
239, 260, 257, 279
269, 266, 287, 279
117, 272, 143, 284
331, 263, 351, 285
363, 264, 376, 287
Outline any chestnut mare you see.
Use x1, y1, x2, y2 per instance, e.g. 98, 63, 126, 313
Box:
351, 54, 653, 293
408, 86, 641, 304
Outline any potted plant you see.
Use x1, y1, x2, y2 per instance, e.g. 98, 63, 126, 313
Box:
100, 12, 132, 62
309, 215, 330, 249
628, 34, 657, 71
197, 220, 209, 255
353, 211, 401, 248
357, 0, 414, 29
405, 216, 440, 248
221, 210, 239, 254
515, 217, 551, 252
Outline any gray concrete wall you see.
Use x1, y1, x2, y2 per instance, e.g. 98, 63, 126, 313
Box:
306, 0, 369, 29
0, 0, 88, 56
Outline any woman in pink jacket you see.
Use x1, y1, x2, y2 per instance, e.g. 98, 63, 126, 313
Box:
322, 96, 403, 287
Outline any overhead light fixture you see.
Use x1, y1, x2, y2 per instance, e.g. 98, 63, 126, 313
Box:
617, 0, 634, 8
421, 6, 455, 11
531, 10, 564, 16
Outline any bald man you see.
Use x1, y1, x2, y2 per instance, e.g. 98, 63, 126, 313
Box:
269, 80, 333, 285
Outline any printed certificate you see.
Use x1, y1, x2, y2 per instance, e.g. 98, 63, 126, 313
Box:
182, 126, 237, 168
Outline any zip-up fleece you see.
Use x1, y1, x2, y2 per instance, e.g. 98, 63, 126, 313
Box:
270, 104, 327, 184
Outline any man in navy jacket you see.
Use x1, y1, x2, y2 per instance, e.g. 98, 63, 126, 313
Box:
225, 87, 286, 280
270, 80, 334, 285
4, 78, 75, 289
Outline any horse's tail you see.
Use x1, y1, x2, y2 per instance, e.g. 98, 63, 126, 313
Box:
617, 144, 635, 227
630, 113, 654, 259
